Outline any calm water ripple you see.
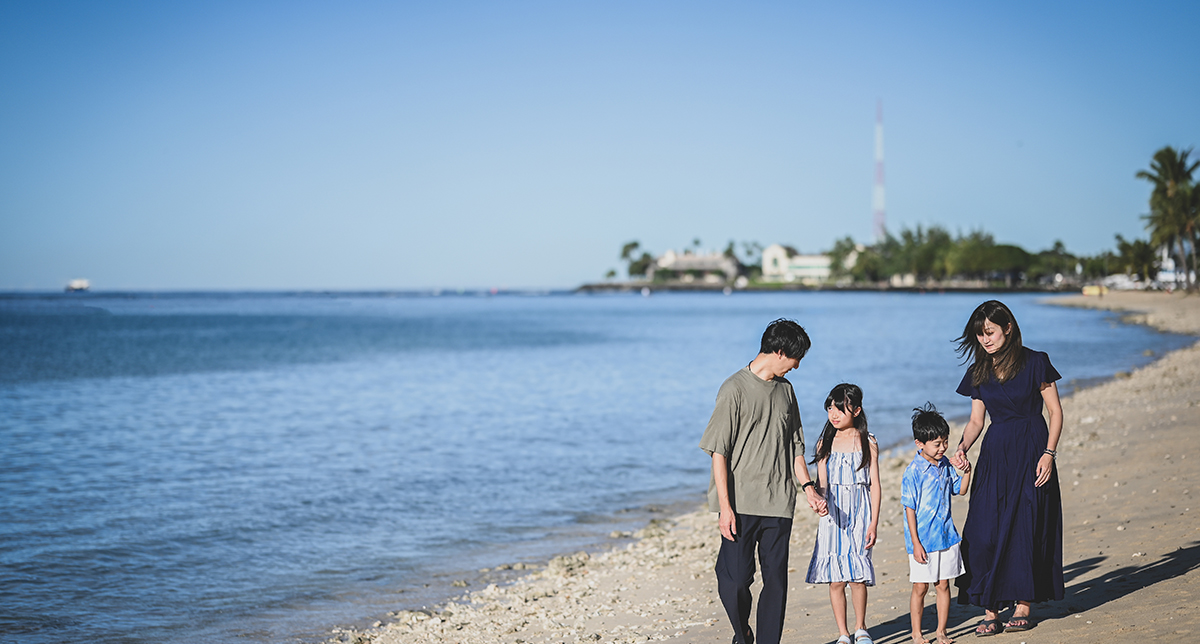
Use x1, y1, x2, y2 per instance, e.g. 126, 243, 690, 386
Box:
0, 291, 1191, 643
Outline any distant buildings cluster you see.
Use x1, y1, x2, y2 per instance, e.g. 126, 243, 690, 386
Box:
632, 244, 848, 287
760, 244, 841, 285
646, 249, 742, 284
619, 235, 1190, 292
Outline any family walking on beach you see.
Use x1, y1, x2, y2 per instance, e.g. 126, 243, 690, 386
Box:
699, 300, 1065, 644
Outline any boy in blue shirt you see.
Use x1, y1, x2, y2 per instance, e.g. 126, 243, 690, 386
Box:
902, 403, 971, 644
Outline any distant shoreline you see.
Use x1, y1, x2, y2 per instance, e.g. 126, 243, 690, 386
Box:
1, 285, 1083, 302
576, 281, 1078, 294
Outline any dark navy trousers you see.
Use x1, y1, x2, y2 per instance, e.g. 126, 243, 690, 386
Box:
715, 514, 793, 644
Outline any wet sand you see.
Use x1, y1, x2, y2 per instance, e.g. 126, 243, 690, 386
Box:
333, 291, 1200, 644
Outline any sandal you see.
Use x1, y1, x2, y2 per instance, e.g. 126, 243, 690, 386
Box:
836, 637, 851, 644
1004, 617, 1031, 632
974, 619, 1003, 637
854, 629, 874, 644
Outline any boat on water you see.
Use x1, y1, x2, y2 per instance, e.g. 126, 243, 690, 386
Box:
65, 279, 90, 292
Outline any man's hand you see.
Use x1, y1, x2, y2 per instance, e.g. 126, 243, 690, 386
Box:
912, 542, 928, 565
718, 508, 737, 541
806, 488, 828, 516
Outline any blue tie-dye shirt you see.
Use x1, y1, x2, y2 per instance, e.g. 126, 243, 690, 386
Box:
901, 451, 964, 555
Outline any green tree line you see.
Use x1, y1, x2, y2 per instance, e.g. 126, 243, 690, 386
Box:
608, 146, 1196, 290
829, 145, 1196, 289
827, 228, 1113, 286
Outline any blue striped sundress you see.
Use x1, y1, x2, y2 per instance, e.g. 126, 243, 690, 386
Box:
805, 443, 875, 585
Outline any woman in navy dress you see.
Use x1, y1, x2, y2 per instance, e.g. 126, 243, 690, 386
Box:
950, 300, 1064, 636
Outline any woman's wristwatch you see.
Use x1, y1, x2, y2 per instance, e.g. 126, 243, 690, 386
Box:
1043, 448, 1057, 459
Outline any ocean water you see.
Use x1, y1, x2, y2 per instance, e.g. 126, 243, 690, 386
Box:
1, 291, 1191, 643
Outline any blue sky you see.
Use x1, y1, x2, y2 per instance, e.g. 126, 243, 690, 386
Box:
2, 1, 1198, 290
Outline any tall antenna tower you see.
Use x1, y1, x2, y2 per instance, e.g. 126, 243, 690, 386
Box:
872, 100, 886, 242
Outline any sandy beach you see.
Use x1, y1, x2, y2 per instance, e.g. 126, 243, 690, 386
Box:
334, 291, 1199, 644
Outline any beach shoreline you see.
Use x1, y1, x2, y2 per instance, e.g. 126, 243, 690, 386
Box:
332, 291, 1200, 644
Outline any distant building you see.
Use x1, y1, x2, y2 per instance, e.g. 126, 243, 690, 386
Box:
648, 250, 741, 283
761, 244, 832, 284
1157, 245, 1196, 288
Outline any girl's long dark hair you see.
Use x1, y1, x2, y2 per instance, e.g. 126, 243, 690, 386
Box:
810, 383, 871, 471
955, 300, 1026, 386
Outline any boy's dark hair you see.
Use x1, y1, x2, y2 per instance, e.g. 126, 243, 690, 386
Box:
911, 402, 950, 442
760, 318, 811, 360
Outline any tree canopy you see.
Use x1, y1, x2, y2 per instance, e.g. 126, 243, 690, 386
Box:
1137, 146, 1198, 292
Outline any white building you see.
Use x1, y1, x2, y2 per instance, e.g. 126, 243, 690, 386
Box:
648, 250, 741, 283
1157, 246, 1196, 288
761, 244, 832, 284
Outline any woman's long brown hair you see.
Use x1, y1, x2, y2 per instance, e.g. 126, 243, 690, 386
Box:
955, 300, 1026, 386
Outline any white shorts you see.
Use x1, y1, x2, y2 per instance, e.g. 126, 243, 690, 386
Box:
908, 542, 965, 583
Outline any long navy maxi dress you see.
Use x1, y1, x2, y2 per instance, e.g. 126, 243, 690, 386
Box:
954, 347, 1064, 608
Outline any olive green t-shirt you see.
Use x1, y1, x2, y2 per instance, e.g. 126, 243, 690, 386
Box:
698, 366, 805, 518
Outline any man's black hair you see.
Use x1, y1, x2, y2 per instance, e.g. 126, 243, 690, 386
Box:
911, 402, 950, 442
759, 318, 811, 361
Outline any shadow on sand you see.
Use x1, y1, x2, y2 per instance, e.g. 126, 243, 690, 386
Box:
863, 541, 1200, 644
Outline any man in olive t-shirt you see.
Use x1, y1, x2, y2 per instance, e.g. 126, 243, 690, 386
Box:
699, 319, 826, 644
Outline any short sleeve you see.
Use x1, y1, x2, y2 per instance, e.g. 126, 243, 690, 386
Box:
1032, 350, 1061, 386
788, 389, 805, 455
901, 466, 918, 509
699, 383, 738, 457
955, 368, 979, 399
947, 462, 963, 494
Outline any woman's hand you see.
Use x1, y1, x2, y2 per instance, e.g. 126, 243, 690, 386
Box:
806, 487, 828, 516
1034, 453, 1055, 487
865, 524, 877, 549
952, 447, 968, 468
952, 456, 971, 473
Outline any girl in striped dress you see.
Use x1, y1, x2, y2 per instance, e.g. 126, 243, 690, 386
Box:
806, 383, 882, 644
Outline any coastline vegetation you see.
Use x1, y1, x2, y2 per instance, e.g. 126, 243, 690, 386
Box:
604, 146, 1197, 291
1137, 146, 1198, 292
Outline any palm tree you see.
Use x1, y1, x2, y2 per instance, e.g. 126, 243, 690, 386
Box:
1185, 184, 1200, 289
1137, 146, 1198, 292
1115, 234, 1158, 282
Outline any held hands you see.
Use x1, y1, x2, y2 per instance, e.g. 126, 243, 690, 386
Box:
951, 456, 971, 473
805, 487, 829, 516
1034, 453, 1055, 487
950, 448, 970, 472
